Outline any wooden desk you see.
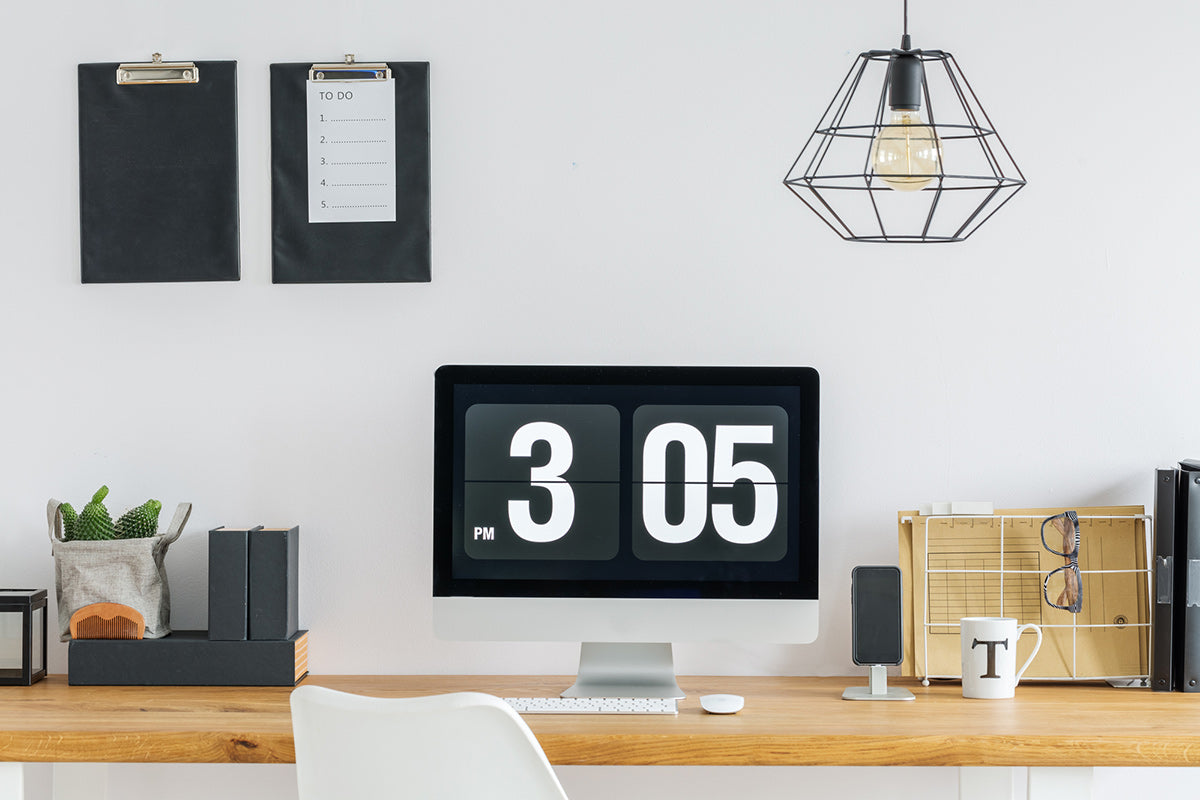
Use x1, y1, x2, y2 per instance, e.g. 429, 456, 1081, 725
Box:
2, 675, 1198, 798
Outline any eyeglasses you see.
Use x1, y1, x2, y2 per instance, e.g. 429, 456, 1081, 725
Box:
1041, 510, 1082, 613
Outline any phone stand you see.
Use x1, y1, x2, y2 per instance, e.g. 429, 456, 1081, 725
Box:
842, 665, 915, 701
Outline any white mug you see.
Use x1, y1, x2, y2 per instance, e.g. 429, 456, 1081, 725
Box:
959, 617, 1042, 699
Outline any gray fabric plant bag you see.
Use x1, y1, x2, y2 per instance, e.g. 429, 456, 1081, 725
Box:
46, 498, 192, 640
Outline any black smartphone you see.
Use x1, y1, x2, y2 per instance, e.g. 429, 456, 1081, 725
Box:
850, 565, 903, 666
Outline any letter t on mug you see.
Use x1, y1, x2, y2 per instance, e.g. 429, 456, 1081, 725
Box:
960, 617, 1042, 699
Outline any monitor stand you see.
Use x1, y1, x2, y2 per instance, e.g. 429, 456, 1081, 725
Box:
560, 642, 686, 699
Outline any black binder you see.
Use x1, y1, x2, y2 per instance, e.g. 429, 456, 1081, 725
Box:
1153, 460, 1200, 692
1152, 468, 1181, 690
269, 61, 430, 283
78, 59, 240, 282
1181, 461, 1200, 691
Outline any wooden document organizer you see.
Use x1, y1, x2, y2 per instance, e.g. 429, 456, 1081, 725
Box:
898, 506, 1151, 682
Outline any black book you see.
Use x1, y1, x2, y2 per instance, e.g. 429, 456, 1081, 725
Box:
249, 526, 300, 640
208, 526, 260, 641
68, 630, 308, 686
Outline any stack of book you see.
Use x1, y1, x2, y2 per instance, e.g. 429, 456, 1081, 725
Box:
68, 526, 307, 686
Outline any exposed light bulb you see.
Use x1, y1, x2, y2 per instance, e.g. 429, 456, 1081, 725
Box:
870, 109, 943, 192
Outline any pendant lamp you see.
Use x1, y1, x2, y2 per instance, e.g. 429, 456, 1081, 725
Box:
782, 1, 1025, 243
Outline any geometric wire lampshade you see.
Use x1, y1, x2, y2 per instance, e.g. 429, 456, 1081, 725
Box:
783, 33, 1026, 243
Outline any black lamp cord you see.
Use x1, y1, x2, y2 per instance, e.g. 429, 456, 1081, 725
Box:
900, 0, 912, 50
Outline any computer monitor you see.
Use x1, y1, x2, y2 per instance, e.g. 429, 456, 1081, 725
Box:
433, 365, 819, 698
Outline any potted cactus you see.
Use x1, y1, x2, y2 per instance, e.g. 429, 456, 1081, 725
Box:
47, 487, 191, 640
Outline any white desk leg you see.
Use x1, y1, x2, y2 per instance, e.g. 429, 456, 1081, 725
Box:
0, 764, 24, 800
52, 765, 108, 800
1027, 767, 1093, 800
958, 767, 1017, 800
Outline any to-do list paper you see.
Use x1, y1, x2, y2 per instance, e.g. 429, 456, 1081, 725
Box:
306, 78, 396, 223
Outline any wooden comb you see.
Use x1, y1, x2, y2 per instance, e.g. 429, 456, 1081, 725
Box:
69, 602, 146, 639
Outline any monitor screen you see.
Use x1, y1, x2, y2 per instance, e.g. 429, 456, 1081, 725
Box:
433, 365, 819, 602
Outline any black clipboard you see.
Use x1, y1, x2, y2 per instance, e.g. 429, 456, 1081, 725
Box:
270, 60, 431, 284
78, 58, 240, 283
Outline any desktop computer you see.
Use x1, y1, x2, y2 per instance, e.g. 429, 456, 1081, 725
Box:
432, 365, 820, 698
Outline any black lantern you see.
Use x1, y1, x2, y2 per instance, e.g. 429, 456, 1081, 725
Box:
783, 2, 1025, 242
0, 589, 48, 686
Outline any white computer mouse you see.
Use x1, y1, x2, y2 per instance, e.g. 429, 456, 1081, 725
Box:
699, 694, 744, 715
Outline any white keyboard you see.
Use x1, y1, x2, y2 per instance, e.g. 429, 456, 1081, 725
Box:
504, 696, 678, 715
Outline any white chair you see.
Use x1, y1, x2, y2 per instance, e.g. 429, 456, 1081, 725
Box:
290, 685, 570, 800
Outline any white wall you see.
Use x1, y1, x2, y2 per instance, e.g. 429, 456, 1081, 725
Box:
3, 0, 1199, 796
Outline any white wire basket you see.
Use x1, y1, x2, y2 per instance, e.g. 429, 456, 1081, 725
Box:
899, 508, 1151, 684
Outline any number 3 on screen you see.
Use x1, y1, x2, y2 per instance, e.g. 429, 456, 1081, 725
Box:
507, 421, 576, 543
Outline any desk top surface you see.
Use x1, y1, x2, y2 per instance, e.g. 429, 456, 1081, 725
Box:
2, 675, 1198, 766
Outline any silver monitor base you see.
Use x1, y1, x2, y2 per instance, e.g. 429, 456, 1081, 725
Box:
842, 664, 914, 701
561, 642, 686, 699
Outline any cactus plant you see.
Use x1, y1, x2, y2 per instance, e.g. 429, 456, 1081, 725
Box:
115, 499, 163, 539
59, 502, 79, 541
74, 486, 116, 541
59, 487, 165, 541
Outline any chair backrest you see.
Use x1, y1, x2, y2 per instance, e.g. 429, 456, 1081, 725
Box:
290, 685, 570, 800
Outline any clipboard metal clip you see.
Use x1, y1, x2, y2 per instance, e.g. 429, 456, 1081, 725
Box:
116, 53, 199, 85
309, 54, 391, 82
